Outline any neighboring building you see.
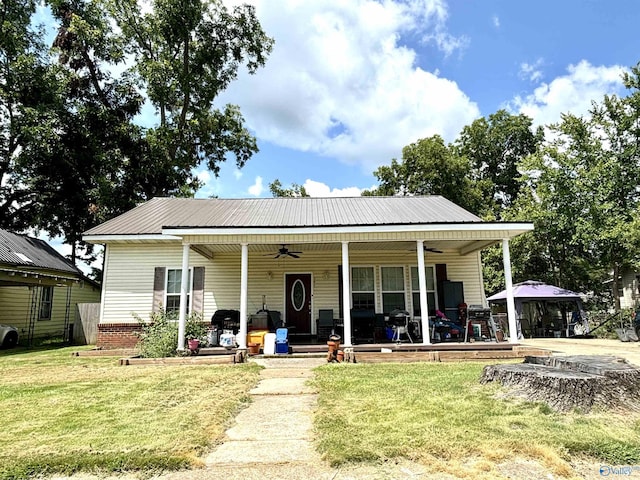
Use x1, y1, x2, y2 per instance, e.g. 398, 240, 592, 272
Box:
83, 196, 533, 349
0, 229, 101, 344
618, 268, 640, 310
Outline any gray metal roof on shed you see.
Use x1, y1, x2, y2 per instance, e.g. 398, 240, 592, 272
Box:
83, 196, 483, 236
0, 229, 80, 274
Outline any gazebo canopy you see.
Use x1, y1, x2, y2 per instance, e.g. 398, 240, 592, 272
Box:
487, 280, 582, 302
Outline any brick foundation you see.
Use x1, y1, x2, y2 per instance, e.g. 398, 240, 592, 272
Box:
97, 323, 141, 349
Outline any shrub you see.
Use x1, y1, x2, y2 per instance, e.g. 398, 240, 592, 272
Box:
184, 312, 207, 341
134, 309, 179, 358
133, 309, 207, 358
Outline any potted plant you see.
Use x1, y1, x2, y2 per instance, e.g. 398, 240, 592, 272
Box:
185, 314, 207, 352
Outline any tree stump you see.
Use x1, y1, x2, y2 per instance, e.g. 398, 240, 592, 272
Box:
480, 355, 640, 412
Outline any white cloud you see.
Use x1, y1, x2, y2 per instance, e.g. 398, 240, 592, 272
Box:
492, 15, 500, 28
510, 61, 627, 127
218, 0, 479, 174
248, 176, 264, 196
303, 179, 367, 197
233, 169, 243, 180
197, 170, 211, 184
519, 58, 544, 83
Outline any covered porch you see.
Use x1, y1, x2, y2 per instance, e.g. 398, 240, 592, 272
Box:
170, 233, 527, 351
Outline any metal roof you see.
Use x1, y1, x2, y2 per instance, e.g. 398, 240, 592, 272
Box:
83, 196, 484, 236
0, 229, 80, 274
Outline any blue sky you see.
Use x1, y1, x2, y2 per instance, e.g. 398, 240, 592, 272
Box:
42, 0, 640, 264
192, 0, 639, 198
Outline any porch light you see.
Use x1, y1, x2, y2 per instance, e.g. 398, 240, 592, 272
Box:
266, 271, 273, 280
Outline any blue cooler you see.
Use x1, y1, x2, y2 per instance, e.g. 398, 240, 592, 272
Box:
275, 328, 289, 354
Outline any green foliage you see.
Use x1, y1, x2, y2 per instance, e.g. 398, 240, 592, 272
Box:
269, 179, 310, 197
134, 309, 179, 358
184, 312, 207, 340
461, 111, 544, 210
0, 0, 50, 230
456, 109, 544, 218
510, 76, 640, 300
134, 309, 206, 357
365, 135, 484, 214
1, 0, 273, 269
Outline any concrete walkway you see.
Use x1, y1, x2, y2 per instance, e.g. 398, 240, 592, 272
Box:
163, 356, 339, 480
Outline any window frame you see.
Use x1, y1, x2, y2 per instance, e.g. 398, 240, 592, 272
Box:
38, 285, 54, 321
165, 267, 193, 315
410, 265, 438, 318
380, 265, 406, 314
350, 265, 376, 310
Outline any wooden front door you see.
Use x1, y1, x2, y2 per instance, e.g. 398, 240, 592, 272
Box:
285, 273, 312, 334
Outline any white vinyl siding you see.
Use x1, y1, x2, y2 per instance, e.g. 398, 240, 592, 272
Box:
99, 242, 486, 328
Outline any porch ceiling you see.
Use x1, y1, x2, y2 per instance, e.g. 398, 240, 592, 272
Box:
190, 239, 496, 258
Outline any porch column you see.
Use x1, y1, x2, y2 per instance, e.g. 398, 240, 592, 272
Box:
238, 243, 249, 349
341, 241, 352, 346
502, 238, 518, 343
177, 243, 190, 351
416, 240, 431, 345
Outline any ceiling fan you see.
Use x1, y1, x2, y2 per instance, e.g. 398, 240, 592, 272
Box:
407, 245, 443, 254
268, 244, 302, 259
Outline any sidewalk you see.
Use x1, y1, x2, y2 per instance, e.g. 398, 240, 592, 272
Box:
162, 355, 338, 480
520, 337, 640, 366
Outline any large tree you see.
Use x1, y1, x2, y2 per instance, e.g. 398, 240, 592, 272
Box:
363, 135, 484, 214
512, 70, 640, 305
108, 0, 273, 196
455, 109, 544, 218
0, 0, 54, 230
5, 0, 273, 267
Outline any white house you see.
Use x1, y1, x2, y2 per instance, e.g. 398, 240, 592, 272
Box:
83, 196, 532, 349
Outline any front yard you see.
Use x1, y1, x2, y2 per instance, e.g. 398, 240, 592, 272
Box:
312, 362, 640, 479
0, 346, 261, 479
2, 347, 640, 479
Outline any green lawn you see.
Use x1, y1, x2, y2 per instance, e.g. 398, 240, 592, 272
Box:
3, 349, 640, 480
0, 346, 261, 480
311, 362, 640, 478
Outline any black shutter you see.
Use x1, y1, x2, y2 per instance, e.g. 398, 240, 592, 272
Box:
152, 267, 166, 312
192, 267, 205, 314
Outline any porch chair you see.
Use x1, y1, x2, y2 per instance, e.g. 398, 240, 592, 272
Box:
316, 309, 335, 341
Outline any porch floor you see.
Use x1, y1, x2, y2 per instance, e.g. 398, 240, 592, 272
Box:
198, 339, 548, 363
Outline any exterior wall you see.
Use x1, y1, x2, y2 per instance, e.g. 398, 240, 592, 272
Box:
99, 242, 485, 347
0, 281, 101, 341
620, 270, 639, 310
96, 323, 140, 349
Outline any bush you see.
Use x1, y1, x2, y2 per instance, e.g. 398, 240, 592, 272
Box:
184, 312, 207, 341
134, 310, 207, 358
134, 309, 179, 358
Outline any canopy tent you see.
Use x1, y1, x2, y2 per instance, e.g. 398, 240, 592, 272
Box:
487, 280, 585, 338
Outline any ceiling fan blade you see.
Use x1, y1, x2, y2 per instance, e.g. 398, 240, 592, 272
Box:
424, 247, 443, 253
288, 253, 300, 258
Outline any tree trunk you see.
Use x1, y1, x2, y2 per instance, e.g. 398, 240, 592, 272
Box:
481, 355, 640, 412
